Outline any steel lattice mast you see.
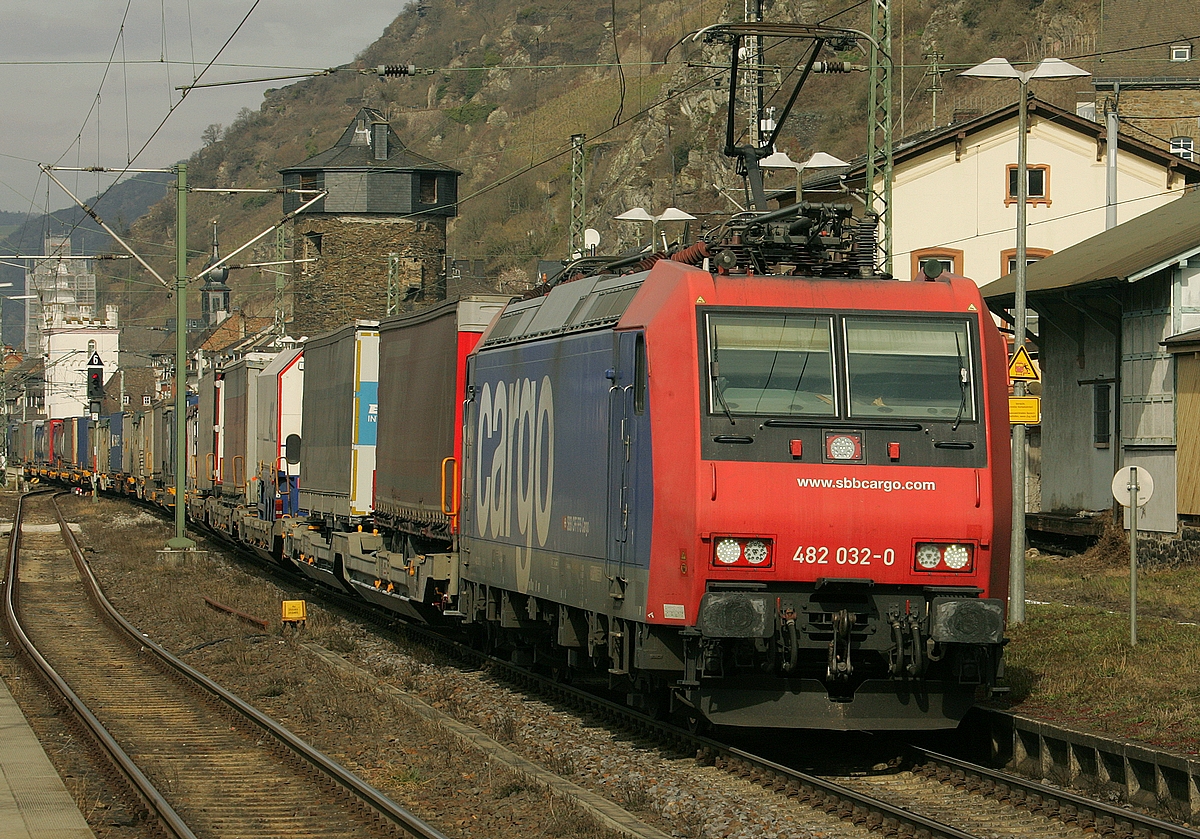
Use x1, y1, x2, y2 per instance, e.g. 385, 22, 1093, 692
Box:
569, 134, 586, 257
865, 0, 893, 274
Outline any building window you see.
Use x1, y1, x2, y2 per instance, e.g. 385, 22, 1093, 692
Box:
1093, 383, 1111, 447
1170, 136, 1194, 161
1005, 164, 1051, 206
122, 394, 130, 405
298, 172, 322, 198
910, 247, 964, 280
301, 232, 322, 275
1171, 44, 1192, 62
1000, 248, 1054, 276
142, 395, 152, 406
419, 173, 438, 205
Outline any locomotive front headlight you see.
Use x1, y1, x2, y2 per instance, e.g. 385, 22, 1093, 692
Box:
715, 538, 742, 564
915, 543, 942, 569
942, 544, 971, 570
743, 539, 769, 565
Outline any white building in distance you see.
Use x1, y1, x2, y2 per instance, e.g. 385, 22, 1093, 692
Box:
44, 305, 118, 419
24, 235, 97, 354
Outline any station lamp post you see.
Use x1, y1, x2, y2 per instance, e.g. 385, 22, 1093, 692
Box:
760, 150, 851, 203
959, 57, 1090, 624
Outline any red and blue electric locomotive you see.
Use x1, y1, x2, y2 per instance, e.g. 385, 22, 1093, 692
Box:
456, 245, 1010, 730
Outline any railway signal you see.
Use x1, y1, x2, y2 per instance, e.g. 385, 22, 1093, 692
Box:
86, 351, 104, 417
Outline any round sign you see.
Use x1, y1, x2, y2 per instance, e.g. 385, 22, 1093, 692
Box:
1111, 466, 1154, 506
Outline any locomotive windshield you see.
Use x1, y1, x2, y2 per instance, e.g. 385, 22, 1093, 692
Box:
704, 312, 977, 422
844, 318, 974, 421
707, 313, 836, 417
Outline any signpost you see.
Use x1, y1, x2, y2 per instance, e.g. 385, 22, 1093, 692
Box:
1006, 344, 1042, 620
87, 351, 104, 502
1111, 466, 1154, 646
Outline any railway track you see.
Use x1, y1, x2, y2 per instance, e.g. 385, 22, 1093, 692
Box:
1, 492, 448, 839
57, 490, 1200, 839
346, 580, 1200, 839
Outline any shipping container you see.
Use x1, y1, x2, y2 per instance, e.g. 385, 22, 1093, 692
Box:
373, 296, 507, 538
105, 411, 124, 474
194, 371, 223, 492
299, 321, 379, 521
255, 347, 303, 520
221, 354, 273, 499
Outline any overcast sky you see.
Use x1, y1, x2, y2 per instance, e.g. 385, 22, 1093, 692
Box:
0, 1, 405, 214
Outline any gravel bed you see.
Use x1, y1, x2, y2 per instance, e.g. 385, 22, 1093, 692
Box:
50, 495, 872, 839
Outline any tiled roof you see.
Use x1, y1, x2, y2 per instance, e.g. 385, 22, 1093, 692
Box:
1096, 0, 1200, 82
981, 186, 1200, 300
280, 108, 458, 174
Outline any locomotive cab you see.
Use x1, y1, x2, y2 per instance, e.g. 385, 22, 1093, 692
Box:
656, 265, 1011, 728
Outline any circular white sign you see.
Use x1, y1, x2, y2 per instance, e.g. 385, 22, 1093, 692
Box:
1111, 466, 1154, 506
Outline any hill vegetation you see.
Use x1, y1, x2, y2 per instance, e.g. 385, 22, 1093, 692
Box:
84, 0, 1098, 341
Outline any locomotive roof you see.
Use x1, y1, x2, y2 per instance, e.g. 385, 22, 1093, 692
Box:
479, 273, 644, 348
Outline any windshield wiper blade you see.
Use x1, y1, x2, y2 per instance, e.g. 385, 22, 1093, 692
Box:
952, 332, 969, 431
710, 331, 736, 426
711, 359, 736, 426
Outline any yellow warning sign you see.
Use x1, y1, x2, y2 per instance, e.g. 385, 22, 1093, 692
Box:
1009, 396, 1041, 424
1008, 346, 1039, 381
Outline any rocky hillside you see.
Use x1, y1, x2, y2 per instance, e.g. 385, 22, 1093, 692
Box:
105, 0, 1100, 341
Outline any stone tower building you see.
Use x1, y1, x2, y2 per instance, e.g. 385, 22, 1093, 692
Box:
280, 108, 460, 337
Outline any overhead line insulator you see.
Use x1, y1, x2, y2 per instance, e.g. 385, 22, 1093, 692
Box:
376, 64, 418, 77
813, 60, 866, 73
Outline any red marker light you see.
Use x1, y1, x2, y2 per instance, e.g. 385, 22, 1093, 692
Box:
790, 439, 803, 458
888, 442, 900, 461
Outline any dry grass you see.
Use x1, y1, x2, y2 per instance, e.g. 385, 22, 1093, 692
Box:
1006, 523, 1200, 755
1003, 603, 1200, 751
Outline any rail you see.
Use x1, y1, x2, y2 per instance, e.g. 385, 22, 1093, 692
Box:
1, 490, 198, 839
5, 491, 450, 839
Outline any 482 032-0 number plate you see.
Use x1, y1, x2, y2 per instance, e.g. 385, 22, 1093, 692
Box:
791, 545, 896, 565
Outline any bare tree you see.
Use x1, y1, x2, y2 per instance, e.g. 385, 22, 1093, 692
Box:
201, 124, 224, 147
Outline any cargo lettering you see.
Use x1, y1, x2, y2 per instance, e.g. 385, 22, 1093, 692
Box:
475, 376, 555, 548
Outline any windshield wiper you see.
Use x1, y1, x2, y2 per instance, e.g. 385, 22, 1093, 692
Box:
710, 331, 736, 426
710, 359, 736, 426
952, 332, 968, 431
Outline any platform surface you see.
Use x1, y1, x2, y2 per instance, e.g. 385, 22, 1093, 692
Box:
0, 675, 95, 839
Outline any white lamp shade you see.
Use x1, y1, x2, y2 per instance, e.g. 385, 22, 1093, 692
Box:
759, 151, 798, 169
959, 57, 1020, 79
657, 207, 696, 221
614, 207, 655, 221
802, 152, 850, 169
1029, 57, 1090, 79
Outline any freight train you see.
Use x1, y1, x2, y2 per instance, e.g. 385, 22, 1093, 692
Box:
9, 21, 1012, 731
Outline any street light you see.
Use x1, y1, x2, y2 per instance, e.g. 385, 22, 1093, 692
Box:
615, 207, 696, 250
960, 57, 1090, 624
760, 151, 851, 202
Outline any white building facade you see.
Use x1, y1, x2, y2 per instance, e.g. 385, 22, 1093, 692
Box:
24, 235, 97, 354
850, 100, 1200, 284
44, 305, 119, 419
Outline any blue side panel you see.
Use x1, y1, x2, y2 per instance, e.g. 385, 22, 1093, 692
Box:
76, 419, 90, 469
108, 412, 123, 472
465, 330, 613, 564
357, 380, 379, 445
